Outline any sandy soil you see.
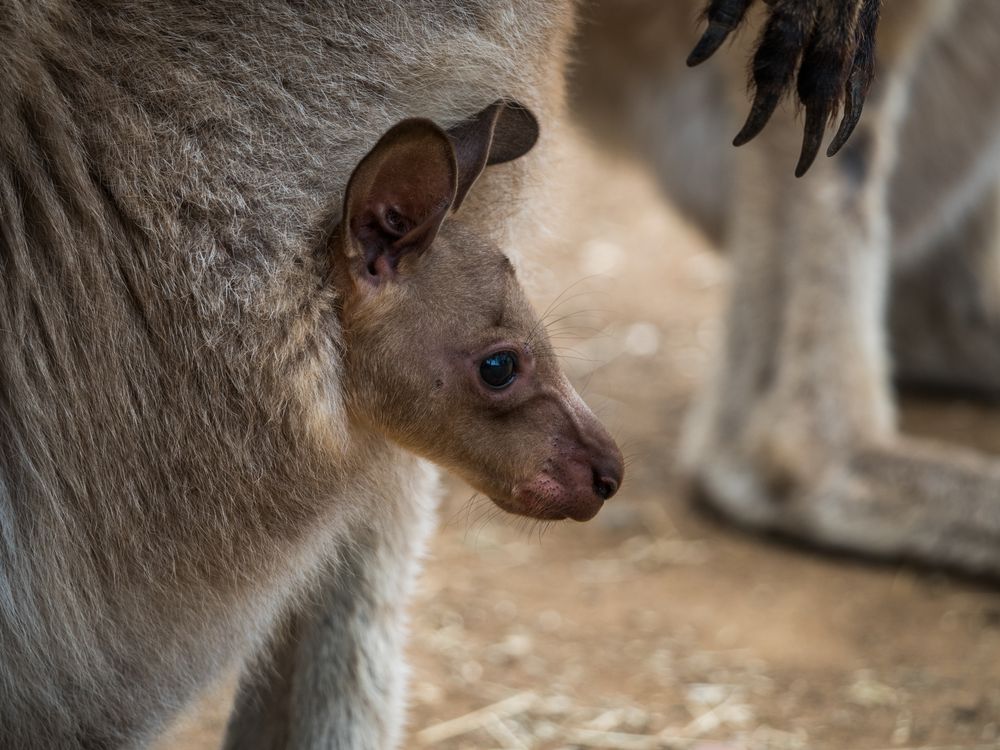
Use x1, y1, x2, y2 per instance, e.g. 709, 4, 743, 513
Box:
159, 130, 1000, 750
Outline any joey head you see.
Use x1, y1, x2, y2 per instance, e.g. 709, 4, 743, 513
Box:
331, 102, 623, 522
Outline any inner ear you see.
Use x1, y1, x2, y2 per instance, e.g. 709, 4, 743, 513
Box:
340, 119, 458, 283
446, 100, 540, 211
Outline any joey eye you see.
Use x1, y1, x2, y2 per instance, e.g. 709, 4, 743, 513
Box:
479, 351, 517, 389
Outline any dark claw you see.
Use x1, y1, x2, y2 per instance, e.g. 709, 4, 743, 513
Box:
687, 0, 755, 67
793, 0, 856, 175
826, 80, 864, 157
796, 103, 829, 177
733, 92, 783, 146
734, 0, 815, 147
687, 22, 734, 67
827, 0, 880, 158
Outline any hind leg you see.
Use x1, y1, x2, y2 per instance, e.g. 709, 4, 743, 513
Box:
681, 0, 1000, 575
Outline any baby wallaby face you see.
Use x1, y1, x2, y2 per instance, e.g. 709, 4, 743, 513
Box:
331, 103, 623, 521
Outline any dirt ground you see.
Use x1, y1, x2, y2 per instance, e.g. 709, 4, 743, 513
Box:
159, 130, 1000, 750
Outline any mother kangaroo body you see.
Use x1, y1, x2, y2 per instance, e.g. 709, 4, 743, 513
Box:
0, 2, 626, 747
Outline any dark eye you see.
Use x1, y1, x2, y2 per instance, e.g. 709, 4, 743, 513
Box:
479, 351, 517, 389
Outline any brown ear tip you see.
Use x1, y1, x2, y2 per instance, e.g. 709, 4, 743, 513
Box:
486, 100, 540, 166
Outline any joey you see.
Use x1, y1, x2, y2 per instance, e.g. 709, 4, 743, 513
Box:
331, 107, 623, 522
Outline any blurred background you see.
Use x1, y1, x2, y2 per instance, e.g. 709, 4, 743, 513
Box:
160, 122, 1000, 750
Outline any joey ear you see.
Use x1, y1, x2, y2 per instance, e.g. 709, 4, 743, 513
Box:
446, 100, 539, 210
339, 119, 458, 286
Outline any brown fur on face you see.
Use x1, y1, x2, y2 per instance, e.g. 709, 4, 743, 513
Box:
332, 112, 623, 522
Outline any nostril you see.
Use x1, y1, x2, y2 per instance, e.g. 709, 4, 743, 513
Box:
593, 472, 619, 501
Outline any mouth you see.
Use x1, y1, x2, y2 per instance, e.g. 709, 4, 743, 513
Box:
492, 470, 610, 522
489, 494, 573, 521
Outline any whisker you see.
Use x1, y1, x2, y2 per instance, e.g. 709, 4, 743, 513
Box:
544, 325, 607, 338
525, 278, 611, 348
446, 492, 481, 530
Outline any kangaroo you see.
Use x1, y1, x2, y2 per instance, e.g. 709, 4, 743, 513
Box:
0, 2, 624, 747
11, 0, 994, 746
571, 0, 1000, 574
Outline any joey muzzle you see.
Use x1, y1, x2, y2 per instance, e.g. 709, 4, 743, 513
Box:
509, 402, 624, 523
